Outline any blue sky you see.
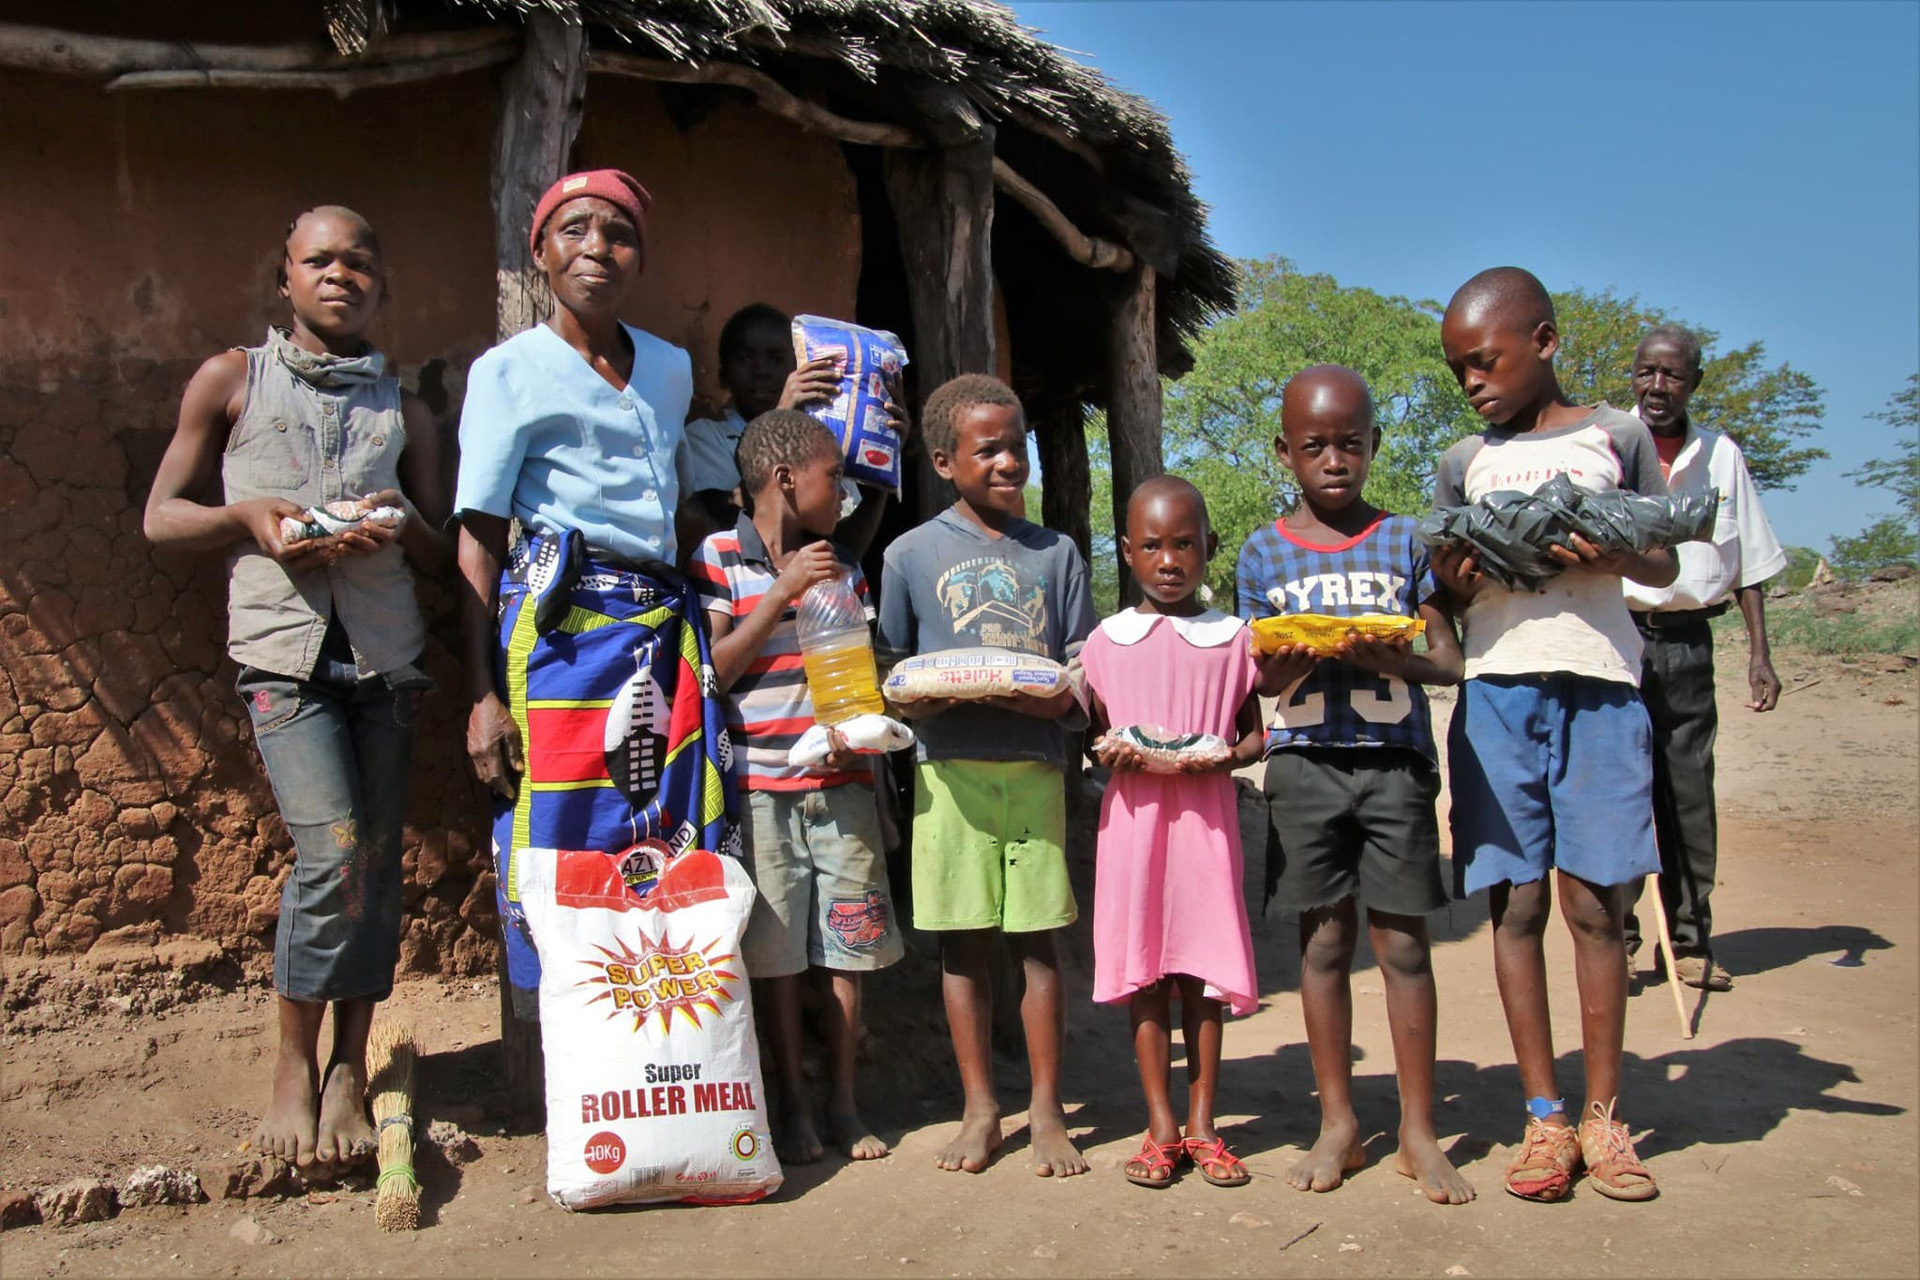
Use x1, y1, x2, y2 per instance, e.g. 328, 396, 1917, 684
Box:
1013, 0, 1920, 551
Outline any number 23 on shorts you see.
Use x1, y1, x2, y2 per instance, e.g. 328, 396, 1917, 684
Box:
1273, 673, 1411, 729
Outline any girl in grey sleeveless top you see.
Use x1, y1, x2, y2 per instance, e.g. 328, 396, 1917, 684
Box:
144, 207, 450, 1171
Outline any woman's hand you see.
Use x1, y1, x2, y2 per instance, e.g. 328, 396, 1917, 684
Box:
778, 356, 842, 410
468, 693, 524, 801
775, 540, 842, 603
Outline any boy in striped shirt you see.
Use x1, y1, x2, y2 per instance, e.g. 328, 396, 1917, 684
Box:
690, 410, 904, 1165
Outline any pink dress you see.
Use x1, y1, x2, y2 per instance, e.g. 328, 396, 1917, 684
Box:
1081, 609, 1259, 1016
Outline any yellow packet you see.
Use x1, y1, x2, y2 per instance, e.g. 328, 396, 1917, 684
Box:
1249, 613, 1425, 657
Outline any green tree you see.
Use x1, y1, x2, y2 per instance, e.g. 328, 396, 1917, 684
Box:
1828, 373, 1920, 578
1552, 288, 1828, 490
1160, 258, 1477, 597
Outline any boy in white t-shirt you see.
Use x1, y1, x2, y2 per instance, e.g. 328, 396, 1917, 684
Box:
1432, 267, 1678, 1205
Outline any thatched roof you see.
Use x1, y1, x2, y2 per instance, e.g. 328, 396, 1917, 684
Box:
369, 0, 1237, 382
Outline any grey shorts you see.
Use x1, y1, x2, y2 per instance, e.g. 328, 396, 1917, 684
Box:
740, 785, 905, 978
1263, 748, 1448, 918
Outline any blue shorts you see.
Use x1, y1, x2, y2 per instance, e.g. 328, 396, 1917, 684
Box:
1447, 675, 1659, 897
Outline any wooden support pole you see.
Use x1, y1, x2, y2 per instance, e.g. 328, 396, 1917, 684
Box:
488, 10, 587, 1124
1106, 263, 1164, 603
491, 12, 587, 344
1035, 398, 1094, 567
882, 132, 998, 521
0, 21, 513, 75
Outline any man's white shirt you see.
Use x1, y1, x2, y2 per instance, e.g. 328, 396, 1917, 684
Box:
1623, 411, 1788, 611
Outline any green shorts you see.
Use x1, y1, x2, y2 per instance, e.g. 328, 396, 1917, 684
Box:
911, 759, 1076, 933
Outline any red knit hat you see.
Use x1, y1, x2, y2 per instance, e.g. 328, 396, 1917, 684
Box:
529, 169, 652, 266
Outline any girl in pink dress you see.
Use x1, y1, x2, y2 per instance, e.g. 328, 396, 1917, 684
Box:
1082, 477, 1266, 1189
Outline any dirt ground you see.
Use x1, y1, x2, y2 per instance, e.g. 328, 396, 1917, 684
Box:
4, 635, 1917, 1278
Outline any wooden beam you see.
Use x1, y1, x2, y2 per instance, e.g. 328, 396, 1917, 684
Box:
883, 134, 998, 520
0, 21, 512, 75
491, 11, 587, 344
991, 158, 1133, 273
591, 50, 918, 147
597, 51, 1136, 277
106, 45, 518, 97
1106, 263, 1164, 603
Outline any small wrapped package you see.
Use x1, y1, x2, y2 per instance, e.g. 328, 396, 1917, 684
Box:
1101, 724, 1234, 774
1249, 613, 1425, 657
1418, 473, 1719, 592
279, 498, 407, 544
882, 647, 1071, 703
785, 713, 916, 769
790, 315, 909, 494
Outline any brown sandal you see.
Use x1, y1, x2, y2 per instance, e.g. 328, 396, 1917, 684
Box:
1124, 1134, 1184, 1188
1184, 1135, 1251, 1187
1504, 1118, 1580, 1201
1579, 1100, 1658, 1201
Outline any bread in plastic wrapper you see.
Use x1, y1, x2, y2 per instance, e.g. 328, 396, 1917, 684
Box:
785, 713, 916, 768
790, 314, 909, 494
882, 647, 1070, 702
1249, 613, 1425, 657
1102, 724, 1234, 774
517, 844, 783, 1211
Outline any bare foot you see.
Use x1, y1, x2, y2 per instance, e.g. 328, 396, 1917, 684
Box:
827, 1105, 889, 1160
775, 1110, 826, 1165
1393, 1128, 1476, 1204
1027, 1106, 1089, 1178
1286, 1114, 1365, 1192
934, 1107, 1002, 1173
253, 1050, 319, 1167
313, 1059, 375, 1167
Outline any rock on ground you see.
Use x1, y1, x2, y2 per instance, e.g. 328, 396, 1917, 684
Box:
228, 1215, 280, 1246
0, 1189, 42, 1230
426, 1120, 482, 1166
35, 1178, 116, 1225
119, 1164, 206, 1207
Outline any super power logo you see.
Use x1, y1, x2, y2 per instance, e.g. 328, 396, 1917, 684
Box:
578, 931, 742, 1033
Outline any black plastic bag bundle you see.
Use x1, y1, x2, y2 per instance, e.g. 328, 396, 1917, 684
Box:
1418, 473, 1719, 592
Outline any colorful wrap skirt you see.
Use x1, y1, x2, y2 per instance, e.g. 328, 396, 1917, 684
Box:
491, 529, 740, 1019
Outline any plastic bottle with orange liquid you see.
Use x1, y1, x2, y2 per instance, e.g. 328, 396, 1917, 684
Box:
795, 571, 885, 725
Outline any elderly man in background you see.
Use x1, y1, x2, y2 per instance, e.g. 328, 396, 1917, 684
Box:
1623, 325, 1788, 991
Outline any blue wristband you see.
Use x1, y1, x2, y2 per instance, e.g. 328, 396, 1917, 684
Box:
1525, 1095, 1567, 1120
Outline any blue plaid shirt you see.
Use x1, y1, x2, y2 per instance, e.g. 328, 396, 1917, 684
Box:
1235, 513, 1438, 760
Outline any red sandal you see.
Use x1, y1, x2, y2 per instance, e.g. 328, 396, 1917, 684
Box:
1183, 1134, 1251, 1187
1124, 1133, 1185, 1188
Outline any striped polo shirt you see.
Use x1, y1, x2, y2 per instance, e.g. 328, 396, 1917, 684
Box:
690, 516, 873, 791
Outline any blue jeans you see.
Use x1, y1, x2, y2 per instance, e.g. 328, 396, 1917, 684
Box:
238, 650, 424, 1002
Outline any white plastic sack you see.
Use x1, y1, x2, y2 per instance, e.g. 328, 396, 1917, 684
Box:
882, 647, 1070, 703
785, 713, 916, 768
516, 844, 783, 1211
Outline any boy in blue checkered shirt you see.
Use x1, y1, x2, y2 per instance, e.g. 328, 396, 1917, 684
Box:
1236, 365, 1473, 1205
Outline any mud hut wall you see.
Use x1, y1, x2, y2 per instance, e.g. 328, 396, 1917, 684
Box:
0, 58, 862, 973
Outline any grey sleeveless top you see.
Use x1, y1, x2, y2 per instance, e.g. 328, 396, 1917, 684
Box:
221, 327, 425, 680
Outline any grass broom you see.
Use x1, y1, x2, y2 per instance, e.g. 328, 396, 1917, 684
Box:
366, 1020, 421, 1231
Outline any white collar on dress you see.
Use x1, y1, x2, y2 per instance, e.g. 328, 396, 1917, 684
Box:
1098, 607, 1243, 648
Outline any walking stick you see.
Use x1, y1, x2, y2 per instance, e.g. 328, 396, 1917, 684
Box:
1644, 873, 1694, 1039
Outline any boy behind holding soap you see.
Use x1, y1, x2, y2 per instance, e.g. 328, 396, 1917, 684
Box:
689, 410, 904, 1163
877, 374, 1095, 1179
